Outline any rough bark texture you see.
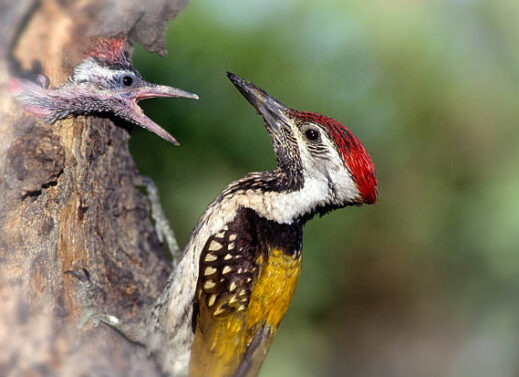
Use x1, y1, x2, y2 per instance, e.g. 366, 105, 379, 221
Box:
0, 1, 187, 375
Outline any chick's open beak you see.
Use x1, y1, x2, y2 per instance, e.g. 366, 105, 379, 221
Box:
121, 83, 198, 145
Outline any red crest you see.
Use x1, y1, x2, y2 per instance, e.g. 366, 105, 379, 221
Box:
290, 110, 378, 204
89, 38, 127, 65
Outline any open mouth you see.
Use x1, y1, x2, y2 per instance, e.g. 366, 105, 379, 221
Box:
125, 98, 179, 145
123, 84, 198, 145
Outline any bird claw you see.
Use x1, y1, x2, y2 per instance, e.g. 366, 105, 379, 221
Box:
78, 308, 121, 330
65, 268, 121, 331
64, 268, 91, 283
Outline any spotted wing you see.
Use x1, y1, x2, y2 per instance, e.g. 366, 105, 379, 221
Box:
189, 209, 303, 377
195, 224, 259, 317
189, 224, 262, 377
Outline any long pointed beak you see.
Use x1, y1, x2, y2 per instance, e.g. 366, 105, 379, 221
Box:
122, 83, 198, 145
227, 72, 290, 135
134, 84, 199, 100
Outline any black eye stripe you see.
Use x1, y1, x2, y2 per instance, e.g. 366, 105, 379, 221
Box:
307, 145, 329, 159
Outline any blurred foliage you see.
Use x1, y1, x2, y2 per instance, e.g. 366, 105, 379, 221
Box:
131, 0, 519, 376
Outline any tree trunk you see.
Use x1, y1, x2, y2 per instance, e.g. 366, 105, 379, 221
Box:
0, 1, 187, 375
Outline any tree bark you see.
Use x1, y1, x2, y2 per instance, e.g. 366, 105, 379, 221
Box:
0, 1, 187, 375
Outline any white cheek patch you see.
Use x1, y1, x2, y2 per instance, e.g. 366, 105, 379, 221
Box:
73, 58, 126, 85
297, 124, 360, 205
323, 140, 359, 202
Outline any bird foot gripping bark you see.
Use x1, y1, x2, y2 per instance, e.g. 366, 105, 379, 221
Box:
64, 268, 144, 344
64, 269, 121, 329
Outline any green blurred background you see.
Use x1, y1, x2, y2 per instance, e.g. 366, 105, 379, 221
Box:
131, 0, 519, 376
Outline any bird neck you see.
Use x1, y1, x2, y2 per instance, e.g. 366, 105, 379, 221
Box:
215, 167, 336, 225
33, 85, 113, 123
185, 167, 338, 259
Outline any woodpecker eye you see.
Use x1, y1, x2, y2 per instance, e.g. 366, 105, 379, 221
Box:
304, 127, 321, 142
122, 75, 133, 86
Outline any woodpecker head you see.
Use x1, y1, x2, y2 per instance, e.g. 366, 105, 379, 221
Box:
9, 39, 198, 145
227, 72, 377, 220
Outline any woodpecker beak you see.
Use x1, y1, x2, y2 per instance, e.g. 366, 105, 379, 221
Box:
119, 83, 198, 145
227, 72, 290, 136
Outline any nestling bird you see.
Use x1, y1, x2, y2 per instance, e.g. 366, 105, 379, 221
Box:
9, 39, 198, 145
72, 72, 377, 377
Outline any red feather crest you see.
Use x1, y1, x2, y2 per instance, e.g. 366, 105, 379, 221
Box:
290, 110, 378, 204
89, 38, 127, 65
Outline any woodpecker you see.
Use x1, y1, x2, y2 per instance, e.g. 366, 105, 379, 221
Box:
137, 72, 378, 377
70, 72, 377, 377
9, 39, 198, 145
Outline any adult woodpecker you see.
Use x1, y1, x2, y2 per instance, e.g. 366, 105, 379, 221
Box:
71, 72, 377, 377
9, 39, 198, 145
145, 73, 378, 377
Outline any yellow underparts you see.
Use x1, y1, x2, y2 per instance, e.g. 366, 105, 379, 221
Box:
189, 248, 302, 377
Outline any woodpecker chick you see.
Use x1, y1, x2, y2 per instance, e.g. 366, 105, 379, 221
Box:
9, 39, 198, 145
141, 73, 378, 377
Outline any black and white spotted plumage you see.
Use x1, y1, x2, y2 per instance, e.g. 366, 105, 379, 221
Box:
194, 206, 303, 321
196, 221, 256, 318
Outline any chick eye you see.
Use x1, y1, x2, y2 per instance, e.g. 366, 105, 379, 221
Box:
122, 75, 133, 86
304, 128, 320, 142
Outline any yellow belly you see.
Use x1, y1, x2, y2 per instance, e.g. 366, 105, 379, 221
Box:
189, 248, 302, 377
